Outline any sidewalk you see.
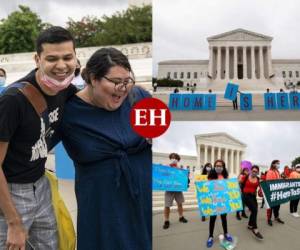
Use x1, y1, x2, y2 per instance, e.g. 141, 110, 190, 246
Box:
153, 203, 300, 250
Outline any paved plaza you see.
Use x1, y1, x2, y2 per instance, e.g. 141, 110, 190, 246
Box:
153, 203, 300, 250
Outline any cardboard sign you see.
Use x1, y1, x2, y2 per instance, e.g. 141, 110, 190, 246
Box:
224, 83, 239, 101
240, 93, 252, 111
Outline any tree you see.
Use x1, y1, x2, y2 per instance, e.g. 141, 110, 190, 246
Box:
292, 157, 300, 167
0, 5, 50, 54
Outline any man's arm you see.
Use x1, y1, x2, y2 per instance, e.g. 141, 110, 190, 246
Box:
0, 142, 27, 250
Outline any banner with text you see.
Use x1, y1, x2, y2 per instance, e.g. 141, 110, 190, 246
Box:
260, 179, 300, 208
195, 178, 243, 217
152, 164, 189, 192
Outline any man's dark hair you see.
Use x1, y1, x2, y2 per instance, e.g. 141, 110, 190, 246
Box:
0, 68, 6, 77
36, 26, 75, 55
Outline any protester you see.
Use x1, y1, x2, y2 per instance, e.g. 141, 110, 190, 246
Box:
72, 59, 85, 88
0, 68, 6, 86
61, 47, 152, 250
236, 167, 249, 220
163, 153, 188, 229
201, 162, 212, 222
289, 164, 300, 217
260, 171, 267, 208
241, 165, 264, 240
281, 165, 291, 179
206, 159, 233, 248
0, 26, 77, 249
266, 160, 285, 226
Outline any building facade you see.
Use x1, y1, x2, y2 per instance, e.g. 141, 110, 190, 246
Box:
158, 29, 300, 91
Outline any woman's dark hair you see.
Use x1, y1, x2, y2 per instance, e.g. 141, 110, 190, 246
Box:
271, 160, 280, 169
82, 47, 133, 85
36, 26, 75, 55
251, 165, 260, 172
202, 162, 212, 175
0, 68, 6, 77
74, 59, 81, 77
208, 159, 229, 180
169, 153, 180, 161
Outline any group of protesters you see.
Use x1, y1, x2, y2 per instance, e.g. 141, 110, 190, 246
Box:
162, 152, 300, 248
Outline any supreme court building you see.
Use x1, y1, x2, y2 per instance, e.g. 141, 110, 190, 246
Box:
158, 29, 300, 91
153, 132, 247, 176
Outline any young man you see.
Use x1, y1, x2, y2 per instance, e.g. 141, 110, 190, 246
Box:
163, 153, 188, 229
0, 26, 77, 249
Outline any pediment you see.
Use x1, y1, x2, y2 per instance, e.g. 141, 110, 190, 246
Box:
196, 133, 246, 147
207, 29, 273, 42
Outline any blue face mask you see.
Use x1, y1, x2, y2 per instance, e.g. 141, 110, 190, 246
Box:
0, 77, 5, 86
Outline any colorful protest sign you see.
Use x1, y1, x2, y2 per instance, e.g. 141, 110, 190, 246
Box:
195, 178, 243, 217
168, 94, 216, 111
240, 160, 252, 171
240, 93, 252, 111
194, 174, 208, 182
152, 164, 189, 191
276, 93, 289, 110
289, 93, 300, 110
224, 83, 239, 101
264, 93, 277, 110
260, 179, 300, 208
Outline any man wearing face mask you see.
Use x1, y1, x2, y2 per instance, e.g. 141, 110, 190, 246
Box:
266, 160, 285, 226
163, 153, 188, 229
0, 68, 6, 93
0, 27, 77, 249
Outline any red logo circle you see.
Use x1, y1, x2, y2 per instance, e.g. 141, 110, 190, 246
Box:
130, 97, 171, 138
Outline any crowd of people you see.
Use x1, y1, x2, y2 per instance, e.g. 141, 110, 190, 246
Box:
162, 152, 300, 248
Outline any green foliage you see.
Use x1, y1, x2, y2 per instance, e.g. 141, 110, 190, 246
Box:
66, 5, 152, 47
0, 5, 49, 54
291, 157, 300, 167
156, 78, 184, 87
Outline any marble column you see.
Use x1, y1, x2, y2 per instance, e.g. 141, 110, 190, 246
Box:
251, 46, 256, 79
267, 46, 273, 77
234, 46, 238, 79
208, 46, 213, 78
197, 144, 201, 168
230, 149, 234, 175
236, 150, 240, 174
211, 146, 215, 164
217, 147, 221, 159
217, 46, 221, 79
225, 46, 229, 79
204, 145, 208, 165
243, 46, 247, 79
224, 148, 228, 170
259, 46, 264, 79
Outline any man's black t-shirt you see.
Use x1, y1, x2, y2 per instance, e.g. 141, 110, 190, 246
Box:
0, 69, 77, 183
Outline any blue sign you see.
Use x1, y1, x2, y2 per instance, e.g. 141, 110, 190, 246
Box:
191, 94, 205, 110
264, 93, 277, 110
276, 93, 289, 110
224, 83, 239, 101
152, 164, 189, 191
55, 142, 75, 179
195, 178, 243, 217
289, 93, 300, 110
169, 93, 182, 110
205, 94, 217, 111
240, 93, 252, 111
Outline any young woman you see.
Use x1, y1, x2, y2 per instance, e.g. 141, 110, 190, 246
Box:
241, 165, 263, 240
289, 164, 300, 217
266, 160, 285, 226
236, 167, 249, 220
201, 162, 212, 222
206, 159, 233, 248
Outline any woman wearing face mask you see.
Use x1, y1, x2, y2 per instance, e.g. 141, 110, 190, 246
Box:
201, 162, 212, 222
60, 48, 152, 250
206, 159, 233, 248
289, 164, 300, 217
266, 160, 285, 226
163, 153, 188, 229
0, 68, 6, 89
236, 167, 249, 220
240, 165, 263, 240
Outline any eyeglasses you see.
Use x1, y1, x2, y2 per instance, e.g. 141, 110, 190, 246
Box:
103, 76, 135, 90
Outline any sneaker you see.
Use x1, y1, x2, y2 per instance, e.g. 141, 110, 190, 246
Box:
225, 233, 233, 242
247, 225, 253, 230
206, 237, 214, 248
292, 213, 300, 218
163, 221, 170, 229
179, 216, 188, 223
236, 214, 242, 220
267, 219, 273, 226
252, 230, 264, 240
275, 218, 285, 224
